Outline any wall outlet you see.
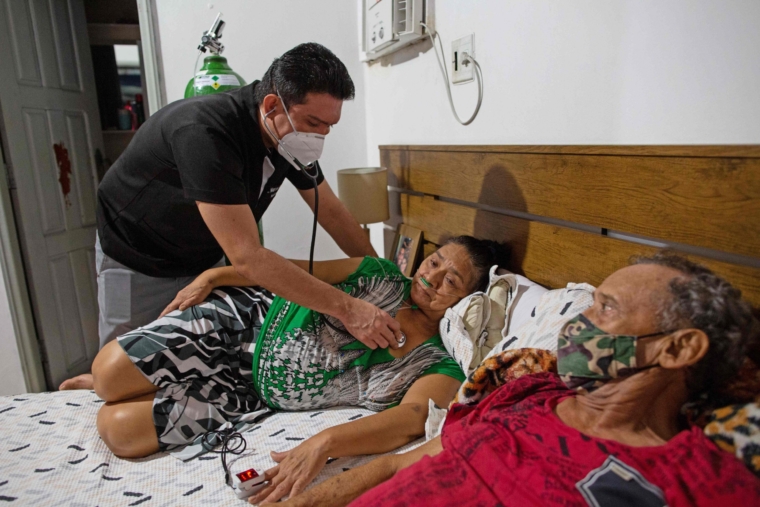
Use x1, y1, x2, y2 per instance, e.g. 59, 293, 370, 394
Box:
451, 34, 475, 84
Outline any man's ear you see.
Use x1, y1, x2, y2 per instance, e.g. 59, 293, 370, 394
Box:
659, 329, 709, 369
261, 93, 280, 115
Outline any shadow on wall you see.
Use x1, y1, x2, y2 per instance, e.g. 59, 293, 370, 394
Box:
472, 164, 530, 276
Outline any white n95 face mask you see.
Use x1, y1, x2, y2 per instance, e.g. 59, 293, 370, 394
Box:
261, 90, 325, 171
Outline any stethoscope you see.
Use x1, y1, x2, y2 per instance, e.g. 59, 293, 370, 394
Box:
262, 105, 449, 349
262, 106, 365, 339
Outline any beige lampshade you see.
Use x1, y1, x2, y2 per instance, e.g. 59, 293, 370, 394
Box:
336, 167, 390, 224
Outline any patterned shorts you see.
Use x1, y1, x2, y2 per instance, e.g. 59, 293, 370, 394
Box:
117, 286, 274, 453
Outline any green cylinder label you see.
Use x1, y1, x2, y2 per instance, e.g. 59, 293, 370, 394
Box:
194, 74, 241, 90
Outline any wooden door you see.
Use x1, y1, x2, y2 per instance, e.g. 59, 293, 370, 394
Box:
0, 0, 104, 387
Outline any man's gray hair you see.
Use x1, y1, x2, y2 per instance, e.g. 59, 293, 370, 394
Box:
632, 251, 759, 400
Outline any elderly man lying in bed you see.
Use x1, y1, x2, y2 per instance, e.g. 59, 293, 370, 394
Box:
92, 236, 509, 503
278, 253, 760, 506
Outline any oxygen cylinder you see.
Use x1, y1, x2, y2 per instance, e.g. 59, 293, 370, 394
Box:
183, 15, 263, 245
184, 54, 246, 98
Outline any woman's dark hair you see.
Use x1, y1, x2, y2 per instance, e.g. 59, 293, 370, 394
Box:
254, 43, 355, 107
444, 236, 511, 293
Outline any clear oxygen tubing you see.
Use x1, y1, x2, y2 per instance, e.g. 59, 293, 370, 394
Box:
419, 22, 484, 126
419, 275, 460, 298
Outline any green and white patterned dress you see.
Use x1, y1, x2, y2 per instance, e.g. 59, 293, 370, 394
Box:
254, 257, 465, 412
118, 256, 464, 457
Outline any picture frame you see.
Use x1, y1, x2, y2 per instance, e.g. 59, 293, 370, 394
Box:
389, 224, 423, 277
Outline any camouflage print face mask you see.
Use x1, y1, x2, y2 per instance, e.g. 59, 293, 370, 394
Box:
557, 314, 673, 393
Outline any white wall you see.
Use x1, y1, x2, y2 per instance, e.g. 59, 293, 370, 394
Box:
154, 0, 760, 256
363, 0, 760, 163
0, 260, 27, 396
154, 0, 369, 259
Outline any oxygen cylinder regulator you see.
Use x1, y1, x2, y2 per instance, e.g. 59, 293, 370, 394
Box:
184, 13, 246, 98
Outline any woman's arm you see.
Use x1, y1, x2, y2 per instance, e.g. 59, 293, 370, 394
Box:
272, 437, 444, 507
159, 258, 365, 317
249, 374, 462, 505
314, 373, 460, 456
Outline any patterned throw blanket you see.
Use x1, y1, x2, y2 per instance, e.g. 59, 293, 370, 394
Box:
702, 358, 760, 477
453, 348, 557, 406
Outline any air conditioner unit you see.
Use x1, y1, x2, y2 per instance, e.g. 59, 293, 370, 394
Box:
361, 0, 428, 62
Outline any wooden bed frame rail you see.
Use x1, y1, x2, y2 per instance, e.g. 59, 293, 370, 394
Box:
380, 145, 760, 306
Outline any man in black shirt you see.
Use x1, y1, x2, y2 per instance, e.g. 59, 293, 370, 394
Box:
61, 44, 401, 390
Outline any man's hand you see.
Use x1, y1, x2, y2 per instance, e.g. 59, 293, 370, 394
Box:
249, 437, 331, 505
196, 203, 396, 346
340, 299, 403, 350
159, 275, 215, 317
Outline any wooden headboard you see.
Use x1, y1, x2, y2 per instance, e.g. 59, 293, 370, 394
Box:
381, 145, 760, 307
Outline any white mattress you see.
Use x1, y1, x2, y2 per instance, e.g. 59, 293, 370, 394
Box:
0, 390, 422, 505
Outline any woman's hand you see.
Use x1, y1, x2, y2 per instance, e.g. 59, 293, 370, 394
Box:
159, 275, 215, 317
249, 435, 331, 505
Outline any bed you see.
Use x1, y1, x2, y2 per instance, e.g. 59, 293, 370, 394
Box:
1, 145, 758, 505
381, 145, 760, 307
0, 390, 417, 505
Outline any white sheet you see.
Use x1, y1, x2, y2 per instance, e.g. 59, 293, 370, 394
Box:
0, 390, 422, 505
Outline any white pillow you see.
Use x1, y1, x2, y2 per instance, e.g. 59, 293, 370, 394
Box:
487, 282, 596, 356
439, 267, 518, 373
507, 274, 549, 336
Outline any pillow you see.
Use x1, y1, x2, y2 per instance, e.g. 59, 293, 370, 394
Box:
439, 266, 518, 373
507, 274, 549, 336
462, 293, 489, 341
486, 282, 596, 357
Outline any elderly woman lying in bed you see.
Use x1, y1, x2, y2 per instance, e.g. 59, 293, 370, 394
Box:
92, 235, 509, 503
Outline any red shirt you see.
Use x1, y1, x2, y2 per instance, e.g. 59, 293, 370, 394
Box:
351, 373, 760, 507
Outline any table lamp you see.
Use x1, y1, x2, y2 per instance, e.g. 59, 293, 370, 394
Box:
336, 167, 390, 233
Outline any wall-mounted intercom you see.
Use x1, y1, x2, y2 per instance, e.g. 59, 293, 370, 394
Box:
362, 0, 428, 62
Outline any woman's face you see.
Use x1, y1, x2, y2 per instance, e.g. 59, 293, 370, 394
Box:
410, 243, 477, 313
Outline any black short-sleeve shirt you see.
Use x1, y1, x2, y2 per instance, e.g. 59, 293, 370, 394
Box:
96, 81, 323, 278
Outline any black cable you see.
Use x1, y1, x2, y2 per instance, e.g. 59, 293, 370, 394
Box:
200, 164, 326, 492
303, 162, 347, 335
202, 427, 248, 488
307, 163, 319, 276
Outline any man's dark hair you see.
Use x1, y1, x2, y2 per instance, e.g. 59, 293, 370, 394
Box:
254, 43, 355, 107
444, 236, 511, 293
632, 251, 759, 401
